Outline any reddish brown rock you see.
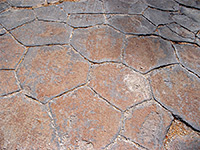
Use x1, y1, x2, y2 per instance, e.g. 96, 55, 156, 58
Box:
89, 63, 151, 110
17, 45, 89, 103
124, 36, 177, 73
164, 120, 200, 150
11, 21, 72, 46
49, 87, 121, 149
0, 93, 58, 149
123, 100, 173, 150
71, 26, 124, 62
107, 15, 156, 34
0, 33, 26, 69
174, 44, 200, 75
0, 71, 20, 96
150, 65, 200, 130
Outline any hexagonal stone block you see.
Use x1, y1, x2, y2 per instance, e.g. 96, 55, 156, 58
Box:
0, 93, 58, 149
124, 36, 178, 73
103, 0, 147, 14
0, 33, 26, 69
164, 120, 200, 149
123, 100, 173, 149
143, 8, 173, 26
11, 21, 72, 46
107, 15, 156, 34
71, 26, 124, 62
0, 9, 35, 30
0, 71, 20, 96
176, 0, 200, 9
34, 5, 67, 22
68, 14, 105, 27
7, 0, 45, 7
17, 45, 89, 103
49, 87, 121, 149
150, 65, 200, 130
174, 44, 200, 76
59, 0, 104, 13
89, 63, 151, 110
145, 0, 180, 11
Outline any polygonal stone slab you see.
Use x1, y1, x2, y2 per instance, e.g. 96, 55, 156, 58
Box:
124, 36, 178, 73
17, 45, 90, 103
164, 120, 200, 149
180, 7, 200, 23
59, 0, 104, 13
174, 44, 200, 76
107, 15, 156, 34
143, 8, 174, 26
68, 14, 105, 27
49, 87, 121, 149
0, 33, 26, 69
150, 65, 200, 130
34, 5, 67, 22
145, 0, 180, 11
89, 63, 151, 110
11, 21, 72, 46
176, 0, 200, 9
71, 26, 124, 62
0, 9, 35, 30
123, 100, 173, 149
0, 71, 20, 96
0, 93, 58, 149
103, 0, 147, 14
7, 0, 45, 7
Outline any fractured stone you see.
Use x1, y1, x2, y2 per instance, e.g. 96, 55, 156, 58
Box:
0, 33, 26, 69
68, 14, 105, 27
174, 44, 200, 76
0, 71, 20, 96
124, 36, 178, 73
59, 0, 104, 13
107, 15, 156, 34
150, 65, 200, 131
71, 25, 124, 62
17, 45, 89, 103
0, 9, 35, 30
34, 5, 67, 22
143, 8, 174, 26
0, 93, 58, 149
49, 87, 121, 149
7, 0, 45, 7
11, 21, 72, 46
89, 63, 151, 110
123, 100, 173, 149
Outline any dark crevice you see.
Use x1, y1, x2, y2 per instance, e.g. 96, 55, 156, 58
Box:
174, 0, 200, 10
0, 68, 15, 71
24, 94, 44, 104
147, 5, 179, 12
0, 89, 21, 97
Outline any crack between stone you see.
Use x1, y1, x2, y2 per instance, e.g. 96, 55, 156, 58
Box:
25, 94, 45, 104
174, 0, 200, 10
15, 47, 29, 71
147, 5, 179, 12
0, 68, 15, 71
0, 89, 21, 98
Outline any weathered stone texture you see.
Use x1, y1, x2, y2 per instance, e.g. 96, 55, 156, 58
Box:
7, 0, 45, 7
17, 45, 89, 103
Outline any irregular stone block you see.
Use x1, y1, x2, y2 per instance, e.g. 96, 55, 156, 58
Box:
11, 21, 72, 46
17, 45, 90, 103
150, 65, 200, 131
89, 63, 151, 110
0, 93, 58, 149
71, 25, 124, 62
174, 44, 200, 76
34, 5, 67, 22
107, 15, 156, 34
124, 36, 178, 73
0, 71, 19, 96
7, 0, 45, 7
0, 34, 26, 69
123, 100, 173, 149
49, 87, 121, 149
68, 14, 105, 27
0, 9, 35, 30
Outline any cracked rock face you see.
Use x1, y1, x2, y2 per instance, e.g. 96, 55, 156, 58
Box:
150, 65, 200, 131
17, 45, 89, 103
49, 87, 121, 149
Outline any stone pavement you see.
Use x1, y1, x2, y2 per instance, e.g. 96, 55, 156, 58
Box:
0, 0, 200, 149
